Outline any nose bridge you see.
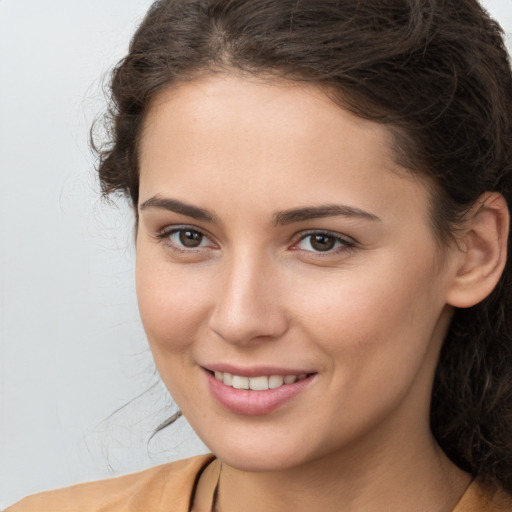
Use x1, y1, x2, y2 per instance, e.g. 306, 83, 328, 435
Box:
208, 245, 287, 344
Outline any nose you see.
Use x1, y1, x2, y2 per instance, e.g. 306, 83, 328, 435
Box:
208, 251, 289, 345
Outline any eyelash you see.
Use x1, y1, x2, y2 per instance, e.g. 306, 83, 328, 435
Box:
156, 226, 216, 253
292, 230, 356, 255
156, 226, 356, 255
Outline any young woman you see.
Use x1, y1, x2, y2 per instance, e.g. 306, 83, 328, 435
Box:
8, 0, 512, 510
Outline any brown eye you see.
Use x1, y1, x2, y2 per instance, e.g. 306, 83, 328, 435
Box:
295, 231, 354, 254
178, 230, 204, 247
309, 234, 336, 252
158, 226, 216, 253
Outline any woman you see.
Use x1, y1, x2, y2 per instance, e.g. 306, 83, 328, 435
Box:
8, 0, 512, 510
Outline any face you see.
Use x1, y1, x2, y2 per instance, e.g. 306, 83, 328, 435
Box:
136, 74, 459, 472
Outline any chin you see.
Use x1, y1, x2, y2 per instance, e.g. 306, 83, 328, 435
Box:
218, 449, 304, 473
199, 429, 317, 473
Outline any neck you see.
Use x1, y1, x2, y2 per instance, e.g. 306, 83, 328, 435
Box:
209, 423, 470, 512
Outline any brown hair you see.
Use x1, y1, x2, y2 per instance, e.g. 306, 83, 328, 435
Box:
94, 0, 512, 492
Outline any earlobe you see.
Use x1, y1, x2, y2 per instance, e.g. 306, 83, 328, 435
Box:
446, 192, 509, 309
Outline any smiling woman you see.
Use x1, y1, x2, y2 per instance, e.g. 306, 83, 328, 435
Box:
136, 78, 465, 482
7, 0, 512, 511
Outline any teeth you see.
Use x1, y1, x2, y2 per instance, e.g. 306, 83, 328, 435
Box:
232, 375, 249, 389
213, 371, 308, 390
268, 375, 284, 389
249, 376, 269, 391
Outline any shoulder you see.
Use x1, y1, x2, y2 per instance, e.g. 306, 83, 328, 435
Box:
5, 454, 215, 512
454, 479, 512, 512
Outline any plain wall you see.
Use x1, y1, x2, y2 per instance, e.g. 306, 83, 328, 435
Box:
1, 0, 511, 508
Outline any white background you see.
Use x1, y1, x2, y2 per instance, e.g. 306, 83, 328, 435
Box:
1, 0, 511, 508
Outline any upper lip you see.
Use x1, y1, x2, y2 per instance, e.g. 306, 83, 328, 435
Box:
203, 363, 316, 377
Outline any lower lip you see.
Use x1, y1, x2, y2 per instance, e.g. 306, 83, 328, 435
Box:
205, 370, 315, 416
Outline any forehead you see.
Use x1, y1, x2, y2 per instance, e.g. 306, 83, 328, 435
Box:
141, 73, 394, 158
138, 73, 431, 226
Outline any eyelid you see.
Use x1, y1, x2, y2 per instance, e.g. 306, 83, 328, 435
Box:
154, 225, 356, 255
156, 224, 217, 250
291, 229, 357, 253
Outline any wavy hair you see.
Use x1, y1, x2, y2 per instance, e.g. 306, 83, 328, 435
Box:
93, 0, 512, 492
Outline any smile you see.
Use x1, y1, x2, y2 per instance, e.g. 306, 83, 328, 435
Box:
205, 368, 316, 415
213, 371, 309, 391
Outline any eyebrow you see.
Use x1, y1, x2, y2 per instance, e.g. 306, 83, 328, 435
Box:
139, 196, 381, 225
139, 196, 217, 223
272, 204, 381, 225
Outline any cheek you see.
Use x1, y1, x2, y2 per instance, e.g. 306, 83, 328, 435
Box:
292, 269, 446, 445
135, 253, 213, 355
135, 256, 215, 409
297, 254, 448, 380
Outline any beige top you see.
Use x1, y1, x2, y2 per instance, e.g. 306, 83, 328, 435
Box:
6, 454, 512, 511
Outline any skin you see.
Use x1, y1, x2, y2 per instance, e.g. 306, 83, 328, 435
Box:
136, 74, 477, 511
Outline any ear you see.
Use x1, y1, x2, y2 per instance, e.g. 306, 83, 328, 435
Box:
446, 192, 509, 308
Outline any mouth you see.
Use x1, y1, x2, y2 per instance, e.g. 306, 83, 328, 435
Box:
203, 367, 317, 415
210, 370, 310, 391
